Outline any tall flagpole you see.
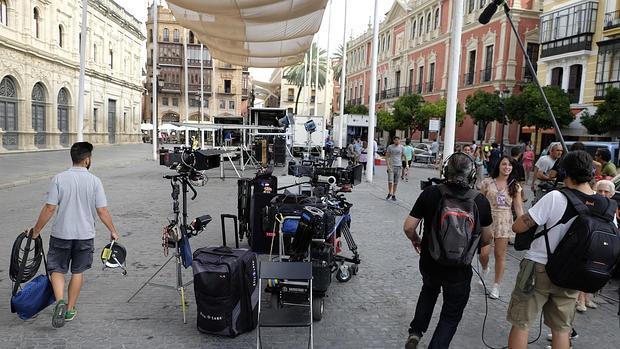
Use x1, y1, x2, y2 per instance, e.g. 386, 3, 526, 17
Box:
444, 0, 464, 159
77, 0, 88, 142
152, 1, 159, 160
314, 38, 320, 116
308, 41, 313, 115
366, 0, 379, 182
183, 28, 189, 147
337, 0, 348, 167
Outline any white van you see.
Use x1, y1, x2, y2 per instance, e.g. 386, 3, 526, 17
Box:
564, 141, 620, 166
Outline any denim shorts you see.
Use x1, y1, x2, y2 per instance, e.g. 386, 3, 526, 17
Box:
47, 236, 95, 274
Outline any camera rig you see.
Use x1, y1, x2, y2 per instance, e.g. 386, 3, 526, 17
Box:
159, 146, 222, 174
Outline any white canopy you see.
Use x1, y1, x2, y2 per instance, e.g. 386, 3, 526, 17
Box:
140, 123, 153, 131
160, 123, 181, 131
167, 0, 328, 67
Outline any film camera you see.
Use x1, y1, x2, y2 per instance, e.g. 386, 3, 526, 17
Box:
159, 147, 222, 174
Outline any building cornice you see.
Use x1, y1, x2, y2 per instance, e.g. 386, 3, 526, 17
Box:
91, 0, 145, 41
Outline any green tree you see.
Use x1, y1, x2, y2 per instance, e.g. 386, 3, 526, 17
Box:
392, 94, 425, 132
504, 84, 573, 129
344, 104, 369, 115
581, 87, 620, 135
376, 110, 396, 132
283, 43, 327, 114
418, 98, 465, 129
465, 90, 503, 140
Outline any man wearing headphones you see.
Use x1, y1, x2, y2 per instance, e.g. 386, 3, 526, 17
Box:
403, 152, 493, 349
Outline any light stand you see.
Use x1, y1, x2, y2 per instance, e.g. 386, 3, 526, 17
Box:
127, 173, 197, 324
500, 3, 568, 152
498, 89, 509, 154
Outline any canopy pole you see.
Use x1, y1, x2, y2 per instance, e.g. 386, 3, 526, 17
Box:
183, 28, 189, 147
444, 0, 464, 160
201, 129, 204, 149
200, 44, 204, 124
308, 41, 313, 115
152, 1, 159, 160
337, 0, 348, 167
77, 0, 88, 143
322, 0, 332, 159
314, 40, 320, 117
366, 0, 379, 182
302, 52, 308, 116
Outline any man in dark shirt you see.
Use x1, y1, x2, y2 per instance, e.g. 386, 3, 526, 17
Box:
403, 153, 493, 349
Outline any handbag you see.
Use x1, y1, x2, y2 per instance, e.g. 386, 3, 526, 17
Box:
10, 234, 56, 320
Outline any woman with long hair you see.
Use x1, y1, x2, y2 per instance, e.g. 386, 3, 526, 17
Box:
478, 156, 524, 299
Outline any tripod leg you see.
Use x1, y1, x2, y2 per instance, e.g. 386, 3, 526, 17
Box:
180, 286, 187, 324
127, 255, 175, 302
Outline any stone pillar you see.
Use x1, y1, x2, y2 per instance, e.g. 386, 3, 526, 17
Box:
0, 128, 5, 152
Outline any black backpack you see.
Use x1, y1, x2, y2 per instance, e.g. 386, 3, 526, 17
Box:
544, 188, 620, 293
429, 185, 481, 266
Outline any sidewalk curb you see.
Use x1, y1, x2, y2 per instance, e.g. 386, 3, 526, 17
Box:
0, 159, 149, 190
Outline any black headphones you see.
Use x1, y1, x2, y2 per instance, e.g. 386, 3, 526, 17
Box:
441, 152, 477, 187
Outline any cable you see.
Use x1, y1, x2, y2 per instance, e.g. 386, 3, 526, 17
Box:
10, 231, 43, 284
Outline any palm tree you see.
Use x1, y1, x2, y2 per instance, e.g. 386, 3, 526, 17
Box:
332, 44, 344, 83
284, 43, 327, 114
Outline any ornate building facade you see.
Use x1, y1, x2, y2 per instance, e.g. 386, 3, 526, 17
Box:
0, 0, 144, 152
342, 0, 542, 144
144, 4, 250, 127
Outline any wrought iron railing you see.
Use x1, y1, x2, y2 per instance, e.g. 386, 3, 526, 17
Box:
604, 10, 620, 30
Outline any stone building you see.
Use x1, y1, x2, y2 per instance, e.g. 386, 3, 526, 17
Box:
144, 4, 250, 127
0, 0, 144, 152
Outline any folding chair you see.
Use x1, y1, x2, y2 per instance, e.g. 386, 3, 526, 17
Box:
256, 261, 313, 349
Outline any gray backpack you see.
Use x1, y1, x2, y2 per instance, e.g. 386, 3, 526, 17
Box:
429, 184, 481, 266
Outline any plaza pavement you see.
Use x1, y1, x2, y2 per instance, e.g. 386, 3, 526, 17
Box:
0, 144, 618, 349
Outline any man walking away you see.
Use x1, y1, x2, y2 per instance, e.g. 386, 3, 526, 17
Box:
30, 142, 120, 328
386, 136, 407, 201
403, 153, 493, 349
508, 150, 615, 349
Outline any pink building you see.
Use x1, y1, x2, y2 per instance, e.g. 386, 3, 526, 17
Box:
343, 0, 541, 144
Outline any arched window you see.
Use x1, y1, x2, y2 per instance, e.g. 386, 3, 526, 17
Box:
163, 28, 169, 42
1, 0, 8, 26
0, 76, 18, 149
32, 83, 46, 147
418, 17, 424, 36
434, 8, 440, 30
173, 29, 180, 42
57, 88, 70, 146
411, 20, 416, 39
58, 25, 64, 47
426, 13, 431, 33
33, 7, 40, 38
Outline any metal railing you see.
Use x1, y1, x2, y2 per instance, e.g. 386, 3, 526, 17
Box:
161, 82, 181, 91
604, 10, 620, 30
287, 95, 294, 102
188, 84, 211, 93
463, 72, 475, 86
217, 85, 236, 94
242, 88, 248, 96
522, 66, 537, 83
480, 67, 493, 83
159, 57, 182, 65
187, 59, 212, 67
595, 80, 620, 99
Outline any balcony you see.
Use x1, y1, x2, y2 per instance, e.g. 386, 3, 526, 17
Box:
242, 88, 248, 96
540, 34, 593, 58
188, 84, 212, 93
604, 10, 620, 31
426, 81, 434, 93
287, 95, 294, 102
161, 82, 181, 92
188, 59, 212, 67
159, 56, 182, 66
219, 62, 235, 69
540, 1, 597, 58
480, 68, 494, 83
463, 72, 475, 86
217, 85, 236, 94
521, 66, 537, 83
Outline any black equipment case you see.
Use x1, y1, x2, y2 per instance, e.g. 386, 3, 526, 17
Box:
192, 221, 259, 338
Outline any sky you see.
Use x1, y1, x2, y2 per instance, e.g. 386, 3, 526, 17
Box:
113, 0, 396, 81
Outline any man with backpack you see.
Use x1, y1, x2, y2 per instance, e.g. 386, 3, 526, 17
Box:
403, 152, 493, 349
508, 150, 620, 349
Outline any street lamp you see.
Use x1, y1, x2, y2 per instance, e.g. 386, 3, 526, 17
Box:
498, 89, 510, 154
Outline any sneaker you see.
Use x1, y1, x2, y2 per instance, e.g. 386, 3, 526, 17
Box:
386, 194, 392, 200
52, 300, 67, 328
586, 300, 598, 309
405, 334, 421, 349
576, 303, 587, 312
489, 284, 500, 299
64, 307, 77, 322
546, 329, 578, 342
391, 195, 397, 201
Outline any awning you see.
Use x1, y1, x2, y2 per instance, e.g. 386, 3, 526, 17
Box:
166, 0, 328, 67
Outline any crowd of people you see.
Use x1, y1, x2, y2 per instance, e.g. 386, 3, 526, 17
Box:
401, 140, 619, 349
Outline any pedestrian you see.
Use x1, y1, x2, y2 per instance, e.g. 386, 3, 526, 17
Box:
478, 156, 525, 299
359, 141, 368, 174
595, 148, 617, 178
346, 142, 356, 165
489, 143, 501, 171
510, 147, 526, 185
30, 142, 120, 328
508, 150, 611, 349
471, 140, 478, 153
386, 136, 406, 200
402, 139, 414, 182
530, 142, 563, 204
353, 137, 362, 164
430, 139, 439, 161
403, 152, 493, 349
462, 144, 473, 157
473, 147, 485, 190
522, 144, 535, 182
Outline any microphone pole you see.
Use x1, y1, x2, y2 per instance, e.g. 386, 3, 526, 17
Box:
479, 2, 568, 153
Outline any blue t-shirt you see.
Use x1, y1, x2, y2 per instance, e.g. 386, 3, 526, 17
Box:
403, 145, 414, 161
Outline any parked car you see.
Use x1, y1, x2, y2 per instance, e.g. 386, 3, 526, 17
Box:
411, 143, 433, 163
376, 144, 386, 156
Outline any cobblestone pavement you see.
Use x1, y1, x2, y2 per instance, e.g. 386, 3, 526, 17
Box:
0, 146, 618, 349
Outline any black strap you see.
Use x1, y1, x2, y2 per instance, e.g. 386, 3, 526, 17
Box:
12, 232, 33, 296
560, 188, 590, 216
437, 184, 478, 201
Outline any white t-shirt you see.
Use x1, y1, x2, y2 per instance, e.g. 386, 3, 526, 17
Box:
526, 190, 617, 264
533, 155, 556, 185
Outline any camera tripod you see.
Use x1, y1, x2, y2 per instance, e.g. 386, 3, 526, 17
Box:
127, 172, 198, 324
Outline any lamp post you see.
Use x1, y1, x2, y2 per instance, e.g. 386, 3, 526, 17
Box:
498, 89, 510, 154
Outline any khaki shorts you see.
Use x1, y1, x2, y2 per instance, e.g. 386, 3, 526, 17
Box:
506, 260, 578, 332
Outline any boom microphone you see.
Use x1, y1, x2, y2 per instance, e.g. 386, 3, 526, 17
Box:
478, 0, 504, 25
